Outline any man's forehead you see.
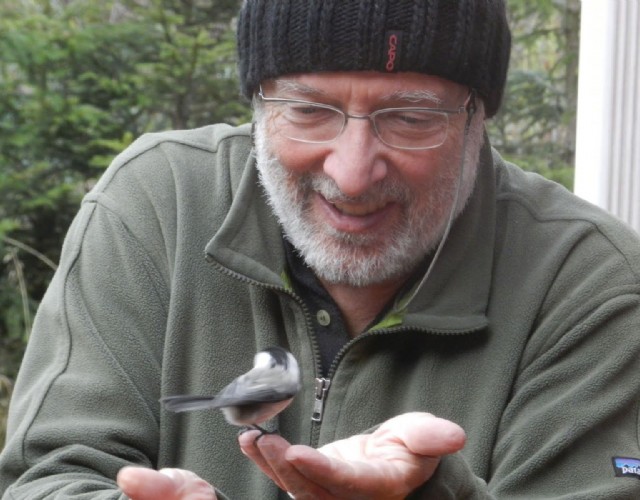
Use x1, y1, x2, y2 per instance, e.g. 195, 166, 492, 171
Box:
264, 72, 461, 104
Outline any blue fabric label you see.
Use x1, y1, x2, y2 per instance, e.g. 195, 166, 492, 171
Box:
612, 457, 640, 479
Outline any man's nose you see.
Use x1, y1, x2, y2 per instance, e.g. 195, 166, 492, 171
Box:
321, 118, 388, 198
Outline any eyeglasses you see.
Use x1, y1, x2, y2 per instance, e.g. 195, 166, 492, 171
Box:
257, 87, 475, 150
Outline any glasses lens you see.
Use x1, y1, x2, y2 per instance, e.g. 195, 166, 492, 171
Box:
260, 94, 454, 150
267, 101, 345, 143
374, 109, 449, 149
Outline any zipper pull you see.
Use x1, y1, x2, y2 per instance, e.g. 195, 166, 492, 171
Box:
312, 377, 331, 423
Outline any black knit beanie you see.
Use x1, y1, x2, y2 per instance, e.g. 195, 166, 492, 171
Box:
237, 0, 511, 117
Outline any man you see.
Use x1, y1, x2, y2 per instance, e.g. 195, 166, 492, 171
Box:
2, 0, 640, 498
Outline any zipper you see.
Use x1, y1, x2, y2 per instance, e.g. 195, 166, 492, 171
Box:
206, 253, 484, 446
206, 253, 326, 426
311, 377, 331, 422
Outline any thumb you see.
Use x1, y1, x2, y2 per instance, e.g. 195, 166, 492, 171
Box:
377, 412, 466, 456
117, 466, 217, 500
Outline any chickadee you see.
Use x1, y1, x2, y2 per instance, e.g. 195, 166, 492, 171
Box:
161, 346, 301, 433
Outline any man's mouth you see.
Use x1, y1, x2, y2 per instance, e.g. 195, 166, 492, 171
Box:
315, 193, 399, 234
329, 199, 391, 217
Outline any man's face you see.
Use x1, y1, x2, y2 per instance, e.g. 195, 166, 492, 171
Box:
254, 71, 485, 288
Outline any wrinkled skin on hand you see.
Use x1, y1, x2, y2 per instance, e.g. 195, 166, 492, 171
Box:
238, 412, 466, 500
117, 466, 217, 500
116, 412, 465, 500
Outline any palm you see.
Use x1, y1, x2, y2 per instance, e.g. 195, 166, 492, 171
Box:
240, 412, 466, 500
314, 429, 439, 499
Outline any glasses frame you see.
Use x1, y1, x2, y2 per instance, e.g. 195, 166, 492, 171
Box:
257, 85, 475, 150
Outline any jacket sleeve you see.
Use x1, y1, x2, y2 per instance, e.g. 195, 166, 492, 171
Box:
0, 180, 170, 498
416, 231, 640, 498
487, 288, 640, 496
415, 311, 640, 499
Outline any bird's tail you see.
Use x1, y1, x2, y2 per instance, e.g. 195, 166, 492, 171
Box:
161, 395, 219, 413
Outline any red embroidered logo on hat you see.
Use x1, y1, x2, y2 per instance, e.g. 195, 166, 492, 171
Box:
385, 31, 403, 72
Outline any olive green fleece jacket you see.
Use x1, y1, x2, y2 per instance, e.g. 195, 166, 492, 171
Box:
1, 123, 640, 499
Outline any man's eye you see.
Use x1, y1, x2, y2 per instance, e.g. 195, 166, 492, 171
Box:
283, 105, 336, 123
383, 111, 443, 130
289, 105, 322, 115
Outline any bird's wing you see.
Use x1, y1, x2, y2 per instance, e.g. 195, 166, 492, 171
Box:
161, 395, 220, 413
215, 369, 297, 407
161, 364, 300, 413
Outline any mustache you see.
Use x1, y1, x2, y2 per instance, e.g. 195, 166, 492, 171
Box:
307, 172, 412, 206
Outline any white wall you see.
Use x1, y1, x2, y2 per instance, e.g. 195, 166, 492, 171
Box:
574, 0, 640, 233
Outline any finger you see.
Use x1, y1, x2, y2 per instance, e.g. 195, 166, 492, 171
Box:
376, 412, 466, 456
158, 469, 217, 500
238, 430, 287, 490
238, 431, 336, 493
117, 467, 176, 500
287, 445, 409, 499
288, 444, 441, 499
117, 466, 217, 500
253, 435, 334, 499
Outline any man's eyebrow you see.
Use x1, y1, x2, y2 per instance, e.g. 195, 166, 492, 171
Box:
383, 89, 443, 105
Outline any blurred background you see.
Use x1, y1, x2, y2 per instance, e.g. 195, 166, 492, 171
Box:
0, 0, 580, 448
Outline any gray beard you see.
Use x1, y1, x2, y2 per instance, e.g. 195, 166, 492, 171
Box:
253, 119, 483, 287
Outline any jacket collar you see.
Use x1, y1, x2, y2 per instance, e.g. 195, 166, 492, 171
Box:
205, 137, 496, 334
399, 139, 495, 333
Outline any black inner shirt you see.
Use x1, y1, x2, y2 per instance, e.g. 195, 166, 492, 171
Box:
284, 239, 350, 378
283, 238, 430, 378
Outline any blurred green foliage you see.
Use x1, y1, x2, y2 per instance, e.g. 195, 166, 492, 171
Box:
0, 0, 579, 449
0, 0, 250, 449
488, 0, 580, 189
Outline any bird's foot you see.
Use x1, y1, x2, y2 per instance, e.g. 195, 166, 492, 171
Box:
237, 424, 279, 444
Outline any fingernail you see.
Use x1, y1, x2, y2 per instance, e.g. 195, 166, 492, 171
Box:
116, 467, 139, 490
160, 468, 179, 480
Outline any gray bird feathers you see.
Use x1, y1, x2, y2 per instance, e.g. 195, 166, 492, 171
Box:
161, 346, 301, 430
